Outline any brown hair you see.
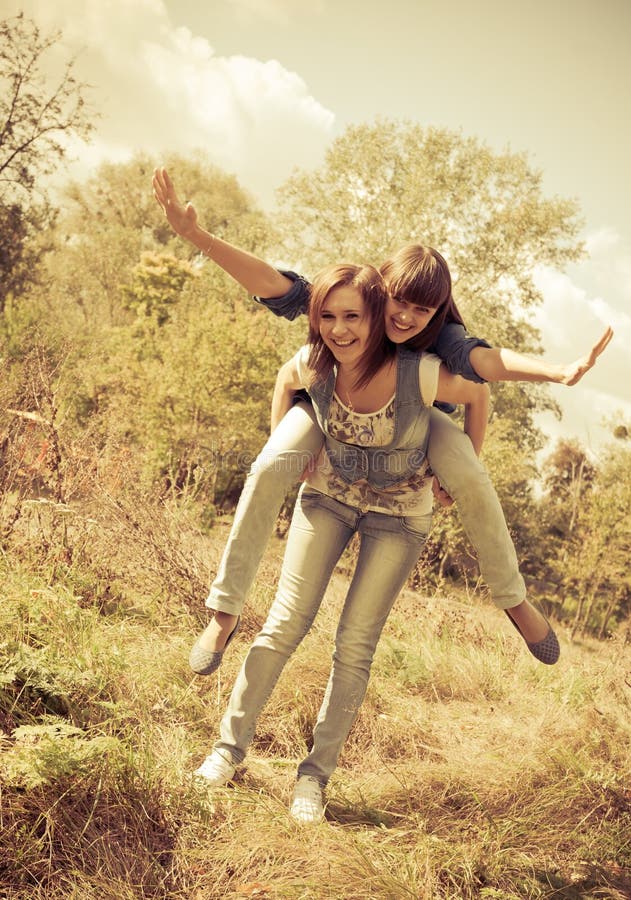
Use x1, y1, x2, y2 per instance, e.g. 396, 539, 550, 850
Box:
379, 244, 465, 352
307, 263, 395, 389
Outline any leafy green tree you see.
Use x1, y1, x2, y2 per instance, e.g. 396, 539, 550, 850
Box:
0, 13, 94, 312
121, 252, 195, 327
277, 120, 582, 286
51, 153, 276, 329
541, 439, 596, 539
566, 448, 631, 639
21, 155, 296, 518
56, 258, 292, 517
133, 269, 289, 506
536, 435, 631, 637
277, 120, 584, 451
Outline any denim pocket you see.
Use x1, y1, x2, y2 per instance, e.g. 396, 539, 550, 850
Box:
398, 513, 432, 539
300, 487, 324, 503
298, 485, 357, 522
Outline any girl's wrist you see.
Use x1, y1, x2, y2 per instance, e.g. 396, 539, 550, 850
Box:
184, 225, 213, 252
201, 232, 216, 256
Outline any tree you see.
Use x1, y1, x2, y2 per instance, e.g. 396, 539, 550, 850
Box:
51, 153, 275, 329
567, 446, 631, 639
276, 120, 585, 450
0, 13, 94, 311
16, 154, 295, 516
277, 120, 583, 287
541, 439, 596, 538
536, 436, 631, 637
121, 252, 195, 327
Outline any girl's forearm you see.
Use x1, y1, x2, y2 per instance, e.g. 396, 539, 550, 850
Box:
435, 366, 489, 454
463, 384, 490, 455
271, 388, 297, 432
271, 360, 302, 432
469, 326, 614, 386
188, 226, 293, 298
469, 347, 564, 383
153, 167, 293, 298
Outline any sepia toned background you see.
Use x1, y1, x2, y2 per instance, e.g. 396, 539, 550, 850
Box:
3, 0, 630, 452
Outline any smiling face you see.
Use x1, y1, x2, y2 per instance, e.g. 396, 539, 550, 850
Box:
319, 285, 371, 369
307, 263, 392, 389
384, 293, 438, 344
379, 244, 455, 351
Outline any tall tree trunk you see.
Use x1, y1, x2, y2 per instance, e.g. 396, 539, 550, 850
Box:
598, 597, 617, 640
570, 591, 586, 642
580, 588, 599, 637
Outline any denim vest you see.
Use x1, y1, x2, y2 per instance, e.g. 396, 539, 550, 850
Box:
308, 349, 431, 489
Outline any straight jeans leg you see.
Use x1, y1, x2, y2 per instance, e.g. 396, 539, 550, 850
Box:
427, 408, 526, 609
214, 489, 357, 764
298, 509, 431, 786
207, 402, 324, 615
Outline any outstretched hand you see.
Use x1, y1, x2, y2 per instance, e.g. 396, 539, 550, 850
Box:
560, 326, 614, 386
152, 167, 198, 240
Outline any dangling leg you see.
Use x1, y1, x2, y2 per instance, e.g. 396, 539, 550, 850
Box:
190, 402, 323, 673
427, 409, 559, 663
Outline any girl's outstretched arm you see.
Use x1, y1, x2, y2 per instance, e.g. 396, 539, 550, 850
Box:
270, 356, 305, 432
152, 166, 292, 298
468, 327, 613, 386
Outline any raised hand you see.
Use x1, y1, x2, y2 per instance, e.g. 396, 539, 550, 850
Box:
560, 326, 614, 386
152, 167, 198, 240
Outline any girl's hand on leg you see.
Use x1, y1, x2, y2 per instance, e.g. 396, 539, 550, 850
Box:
432, 476, 454, 508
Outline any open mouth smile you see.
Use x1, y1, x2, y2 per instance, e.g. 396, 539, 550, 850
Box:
390, 318, 413, 332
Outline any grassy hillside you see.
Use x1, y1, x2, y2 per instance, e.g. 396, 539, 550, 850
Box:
1, 509, 630, 899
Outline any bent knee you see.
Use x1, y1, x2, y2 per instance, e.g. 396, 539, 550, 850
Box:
430, 444, 488, 490
249, 448, 309, 480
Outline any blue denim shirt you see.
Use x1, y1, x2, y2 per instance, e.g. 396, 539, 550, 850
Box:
254, 271, 491, 413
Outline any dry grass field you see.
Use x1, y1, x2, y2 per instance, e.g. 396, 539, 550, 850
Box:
1, 514, 630, 899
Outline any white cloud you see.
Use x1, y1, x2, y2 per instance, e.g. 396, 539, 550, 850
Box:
531, 228, 631, 451
7, 0, 334, 203
536, 382, 631, 461
532, 266, 631, 350
583, 228, 631, 306
225, 0, 326, 26
585, 227, 620, 255
141, 27, 333, 179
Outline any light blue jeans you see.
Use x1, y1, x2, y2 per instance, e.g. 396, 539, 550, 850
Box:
214, 488, 431, 786
207, 403, 525, 614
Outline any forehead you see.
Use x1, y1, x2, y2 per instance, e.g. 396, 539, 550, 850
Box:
322, 285, 364, 313
387, 289, 436, 310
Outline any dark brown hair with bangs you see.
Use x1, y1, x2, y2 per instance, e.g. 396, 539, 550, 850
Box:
379, 244, 465, 352
307, 263, 395, 389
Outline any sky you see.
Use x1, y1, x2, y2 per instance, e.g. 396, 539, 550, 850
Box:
4, 0, 630, 457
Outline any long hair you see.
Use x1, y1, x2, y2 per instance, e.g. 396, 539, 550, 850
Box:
379, 244, 465, 352
307, 263, 394, 389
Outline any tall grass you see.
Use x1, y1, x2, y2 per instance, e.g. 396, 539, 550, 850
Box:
1, 496, 630, 899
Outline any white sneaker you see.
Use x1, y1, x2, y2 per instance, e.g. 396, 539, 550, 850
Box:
290, 775, 325, 824
193, 750, 235, 787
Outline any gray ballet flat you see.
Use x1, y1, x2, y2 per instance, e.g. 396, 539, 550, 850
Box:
505, 609, 560, 665
189, 617, 241, 676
